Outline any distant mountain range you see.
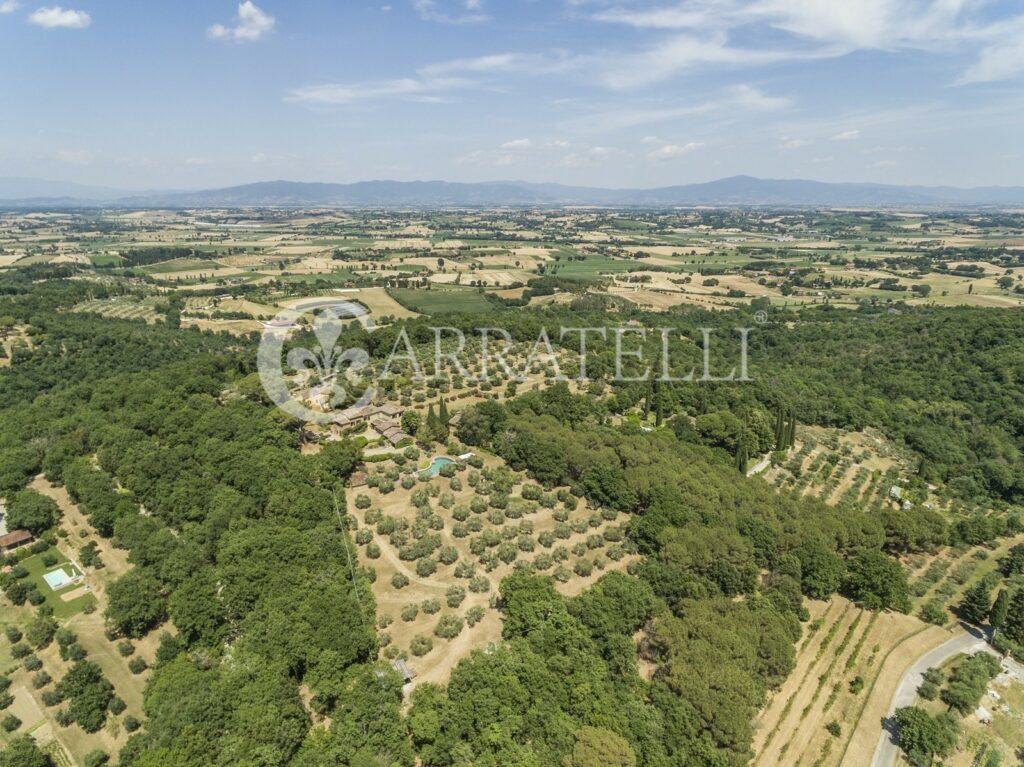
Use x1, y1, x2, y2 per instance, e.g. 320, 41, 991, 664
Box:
3, 175, 1024, 208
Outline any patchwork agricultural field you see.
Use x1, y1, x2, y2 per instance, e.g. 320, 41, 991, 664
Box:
4, 208, 1024, 316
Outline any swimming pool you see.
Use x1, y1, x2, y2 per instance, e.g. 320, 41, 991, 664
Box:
43, 566, 81, 591
421, 457, 456, 477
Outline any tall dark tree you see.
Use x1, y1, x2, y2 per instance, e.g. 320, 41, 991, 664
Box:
990, 589, 1009, 630
1003, 589, 1024, 647
959, 581, 993, 626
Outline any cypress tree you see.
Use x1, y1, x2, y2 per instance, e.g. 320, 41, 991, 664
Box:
990, 589, 1009, 630
735, 440, 749, 473
1003, 589, 1024, 646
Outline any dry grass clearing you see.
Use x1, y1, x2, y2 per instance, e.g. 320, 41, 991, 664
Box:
751, 596, 950, 767
350, 451, 635, 690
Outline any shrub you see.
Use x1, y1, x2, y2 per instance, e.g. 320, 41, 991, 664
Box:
31, 671, 51, 689
574, 559, 594, 577
391, 573, 410, 590
2, 714, 20, 732
401, 605, 419, 622
466, 606, 486, 627
365, 543, 381, 560
410, 635, 433, 657
117, 640, 135, 657
920, 600, 947, 626
446, 586, 466, 608
848, 676, 865, 694
422, 599, 442, 615
416, 558, 438, 577
124, 715, 141, 732
10, 643, 30, 659
378, 614, 393, 629
469, 576, 490, 593
108, 696, 126, 715
825, 721, 841, 737
41, 689, 64, 707
54, 709, 73, 727
434, 615, 464, 639
23, 655, 43, 672
84, 749, 110, 767
3, 627, 22, 643
128, 657, 148, 674
439, 546, 459, 565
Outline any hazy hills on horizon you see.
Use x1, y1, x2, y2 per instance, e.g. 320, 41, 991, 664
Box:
3, 175, 1024, 208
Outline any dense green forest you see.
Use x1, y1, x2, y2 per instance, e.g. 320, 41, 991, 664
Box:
1, 268, 1023, 766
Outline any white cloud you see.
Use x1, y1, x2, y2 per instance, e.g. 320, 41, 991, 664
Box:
600, 33, 810, 89
779, 137, 810, 150
592, 1, 1024, 85
413, 0, 488, 24
728, 83, 790, 111
208, 1, 275, 42
287, 76, 468, 105
648, 141, 704, 159
28, 6, 91, 29
495, 154, 514, 166
0, 1, 20, 14
499, 138, 532, 149
959, 28, 1024, 84
831, 129, 861, 140
288, 52, 563, 105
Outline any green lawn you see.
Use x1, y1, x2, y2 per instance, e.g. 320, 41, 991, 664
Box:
19, 549, 96, 620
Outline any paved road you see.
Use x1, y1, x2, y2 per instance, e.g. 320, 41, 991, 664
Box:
869, 627, 995, 767
747, 455, 772, 477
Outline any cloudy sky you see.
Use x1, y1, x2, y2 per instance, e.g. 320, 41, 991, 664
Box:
2, 0, 1024, 189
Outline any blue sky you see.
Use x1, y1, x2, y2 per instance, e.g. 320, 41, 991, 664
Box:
2, 0, 1024, 189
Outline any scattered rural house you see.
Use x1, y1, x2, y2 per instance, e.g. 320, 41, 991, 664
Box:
335, 403, 404, 426
391, 659, 416, 683
889, 485, 902, 500
0, 529, 34, 554
306, 384, 334, 411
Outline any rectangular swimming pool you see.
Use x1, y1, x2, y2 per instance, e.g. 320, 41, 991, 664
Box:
43, 566, 81, 591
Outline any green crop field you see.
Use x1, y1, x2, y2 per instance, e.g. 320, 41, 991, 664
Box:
388, 287, 497, 314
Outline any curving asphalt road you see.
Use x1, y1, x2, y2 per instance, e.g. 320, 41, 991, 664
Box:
869, 626, 995, 767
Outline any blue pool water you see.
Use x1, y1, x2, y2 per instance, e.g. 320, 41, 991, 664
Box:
43, 566, 80, 590
421, 457, 456, 477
